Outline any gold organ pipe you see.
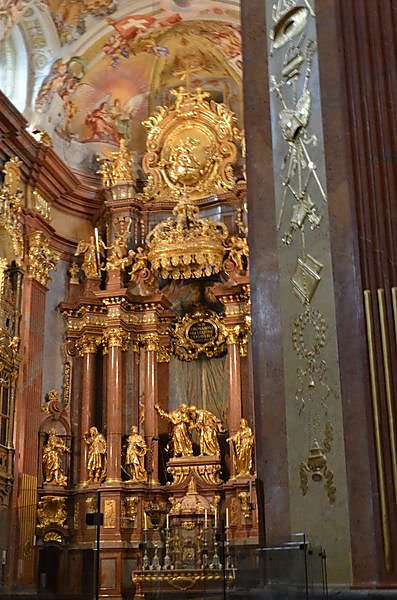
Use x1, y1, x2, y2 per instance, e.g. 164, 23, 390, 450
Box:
391, 287, 397, 348
377, 289, 397, 509
364, 290, 392, 573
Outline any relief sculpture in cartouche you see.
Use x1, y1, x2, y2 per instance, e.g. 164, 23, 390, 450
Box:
141, 86, 241, 203
37, 496, 68, 530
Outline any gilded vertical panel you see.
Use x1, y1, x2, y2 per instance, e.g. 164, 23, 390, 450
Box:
265, 0, 351, 582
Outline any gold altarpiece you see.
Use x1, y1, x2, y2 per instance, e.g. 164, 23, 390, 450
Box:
37, 85, 257, 599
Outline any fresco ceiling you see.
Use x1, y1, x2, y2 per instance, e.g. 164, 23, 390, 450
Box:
0, 0, 242, 177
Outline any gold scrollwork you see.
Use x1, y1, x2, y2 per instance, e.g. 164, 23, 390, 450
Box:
32, 189, 51, 222
0, 157, 24, 263
27, 231, 60, 286
172, 310, 227, 361
37, 496, 68, 529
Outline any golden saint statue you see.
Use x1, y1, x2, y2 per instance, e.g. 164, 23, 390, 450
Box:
75, 236, 101, 278
190, 406, 225, 456
84, 426, 107, 483
227, 418, 254, 477
155, 403, 193, 457
42, 429, 70, 486
125, 425, 147, 483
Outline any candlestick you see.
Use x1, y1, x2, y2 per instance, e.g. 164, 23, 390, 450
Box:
166, 513, 169, 529
226, 507, 229, 528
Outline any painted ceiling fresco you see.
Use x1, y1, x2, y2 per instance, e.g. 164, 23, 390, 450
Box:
0, 0, 242, 176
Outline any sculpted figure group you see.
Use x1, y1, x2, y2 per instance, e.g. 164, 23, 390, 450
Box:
45, 411, 253, 486
156, 403, 253, 476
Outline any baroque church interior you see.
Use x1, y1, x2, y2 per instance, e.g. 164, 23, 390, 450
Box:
0, 0, 396, 598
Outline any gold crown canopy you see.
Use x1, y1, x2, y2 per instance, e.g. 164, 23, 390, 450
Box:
146, 195, 228, 280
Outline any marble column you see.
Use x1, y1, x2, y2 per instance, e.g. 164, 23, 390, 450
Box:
227, 331, 242, 478
105, 329, 125, 483
142, 333, 159, 484
79, 339, 97, 484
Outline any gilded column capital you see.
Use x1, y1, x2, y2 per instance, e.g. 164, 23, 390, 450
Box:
226, 325, 241, 345
76, 334, 100, 356
27, 231, 60, 286
102, 327, 129, 352
140, 332, 159, 352
157, 345, 171, 363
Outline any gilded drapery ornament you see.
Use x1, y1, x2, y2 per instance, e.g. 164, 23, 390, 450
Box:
84, 426, 107, 483
42, 429, 70, 486
27, 231, 60, 286
238, 491, 253, 519
227, 418, 254, 478
124, 426, 147, 483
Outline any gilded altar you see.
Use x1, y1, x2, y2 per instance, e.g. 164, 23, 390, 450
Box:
53, 82, 255, 599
